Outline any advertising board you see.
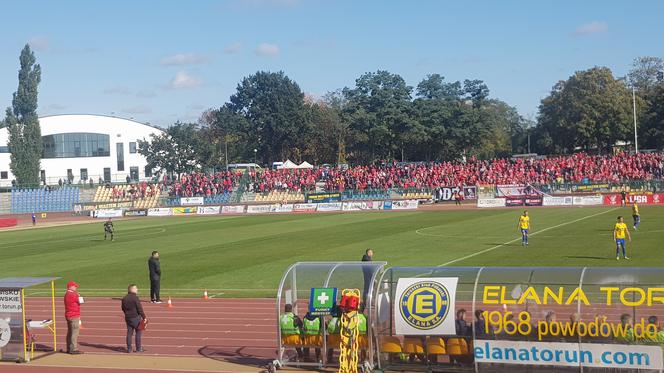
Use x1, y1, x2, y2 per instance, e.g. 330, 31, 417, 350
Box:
221, 205, 245, 214
306, 192, 342, 203
180, 197, 204, 206
197, 206, 220, 215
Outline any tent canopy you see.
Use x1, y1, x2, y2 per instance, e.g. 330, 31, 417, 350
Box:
277, 160, 314, 169
298, 161, 313, 169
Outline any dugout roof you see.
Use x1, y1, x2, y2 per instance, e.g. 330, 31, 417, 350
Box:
0, 277, 61, 288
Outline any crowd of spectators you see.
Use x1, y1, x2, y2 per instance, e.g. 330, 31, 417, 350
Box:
246, 169, 319, 194
160, 152, 664, 196
164, 172, 240, 198
322, 152, 664, 191
107, 182, 160, 200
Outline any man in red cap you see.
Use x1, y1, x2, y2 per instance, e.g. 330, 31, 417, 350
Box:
64, 281, 83, 354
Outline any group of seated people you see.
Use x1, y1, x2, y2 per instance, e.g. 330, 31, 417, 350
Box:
164, 171, 239, 198
322, 152, 664, 192
163, 152, 664, 197
246, 169, 319, 194
279, 303, 368, 363
105, 182, 159, 200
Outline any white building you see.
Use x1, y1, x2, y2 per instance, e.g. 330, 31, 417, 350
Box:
0, 114, 164, 187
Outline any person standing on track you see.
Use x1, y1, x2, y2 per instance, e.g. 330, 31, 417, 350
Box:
148, 251, 162, 304
614, 216, 631, 260
121, 284, 147, 353
31, 213, 36, 226
64, 281, 83, 355
517, 210, 530, 246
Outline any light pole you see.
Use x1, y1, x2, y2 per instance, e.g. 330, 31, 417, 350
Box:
633, 87, 639, 153
253, 148, 257, 164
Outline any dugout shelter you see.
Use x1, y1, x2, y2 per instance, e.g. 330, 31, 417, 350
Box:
0, 277, 59, 363
273, 261, 387, 372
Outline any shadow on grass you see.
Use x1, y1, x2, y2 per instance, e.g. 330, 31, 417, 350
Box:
563, 256, 608, 260
198, 345, 272, 367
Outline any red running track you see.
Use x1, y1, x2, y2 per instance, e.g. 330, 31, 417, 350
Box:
23, 297, 278, 365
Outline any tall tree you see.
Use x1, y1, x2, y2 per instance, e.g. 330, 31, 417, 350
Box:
4, 44, 42, 186
228, 71, 306, 164
535, 67, 633, 153
138, 122, 212, 176
628, 56, 664, 92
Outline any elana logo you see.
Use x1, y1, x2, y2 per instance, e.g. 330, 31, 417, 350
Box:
399, 281, 451, 330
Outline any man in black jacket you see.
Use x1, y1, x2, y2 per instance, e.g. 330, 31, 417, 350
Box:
148, 251, 162, 303
121, 284, 147, 353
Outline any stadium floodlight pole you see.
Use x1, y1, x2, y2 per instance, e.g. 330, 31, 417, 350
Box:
632, 87, 638, 153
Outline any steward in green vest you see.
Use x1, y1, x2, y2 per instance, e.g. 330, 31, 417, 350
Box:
303, 312, 322, 361
280, 304, 303, 359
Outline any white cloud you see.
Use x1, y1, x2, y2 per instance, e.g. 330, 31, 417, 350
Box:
102, 86, 132, 95
169, 71, 203, 89
28, 36, 50, 52
256, 43, 280, 56
574, 21, 608, 36
122, 105, 152, 114
160, 53, 209, 66
224, 42, 242, 54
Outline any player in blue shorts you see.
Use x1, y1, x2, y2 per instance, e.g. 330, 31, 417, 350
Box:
614, 216, 631, 260
517, 210, 530, 246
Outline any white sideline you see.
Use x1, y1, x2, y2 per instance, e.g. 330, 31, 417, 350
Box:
438, 207, 620, 267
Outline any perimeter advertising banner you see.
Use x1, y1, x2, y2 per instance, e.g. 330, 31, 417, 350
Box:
306, 192, 342, 203
394, 277, 458, 336
474, 283, 664, 371
604, 193, 664, 206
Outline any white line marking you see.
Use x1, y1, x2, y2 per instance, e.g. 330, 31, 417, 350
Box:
438, 207, 620, 267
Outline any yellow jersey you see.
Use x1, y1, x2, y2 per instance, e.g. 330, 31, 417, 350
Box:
632, 204, 639, 216
519, 215, 530, 229
614, 222, 628, 239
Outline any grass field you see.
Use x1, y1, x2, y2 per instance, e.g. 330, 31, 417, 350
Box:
2, 205, 663, 297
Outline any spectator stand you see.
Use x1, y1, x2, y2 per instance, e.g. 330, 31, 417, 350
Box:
272, 261, 387, 373
0, 277, 59, 363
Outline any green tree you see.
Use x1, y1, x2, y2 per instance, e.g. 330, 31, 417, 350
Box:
641, 84, 664, 149
138, 122, 212, 176
535, 67, 633, 153
4, 44, 42, 186
628, 56, 664, 92
228, 71, 307, 164
342, 70, 417, 162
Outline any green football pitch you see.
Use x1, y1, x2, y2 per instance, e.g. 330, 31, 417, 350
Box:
1, 206, 662, 297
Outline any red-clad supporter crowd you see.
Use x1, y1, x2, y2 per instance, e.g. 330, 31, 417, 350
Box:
162, 152, 664, 195
108, 182, 159, 199
323, 152, 664, 191
246, 169, 319, 193
164, 171, 240, 197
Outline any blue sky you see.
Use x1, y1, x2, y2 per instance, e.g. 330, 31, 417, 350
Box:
0, 0, 662, 127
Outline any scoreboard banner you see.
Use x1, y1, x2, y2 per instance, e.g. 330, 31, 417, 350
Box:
393, 277, 458, 335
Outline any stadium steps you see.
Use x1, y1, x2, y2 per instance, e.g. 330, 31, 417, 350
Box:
0, 192, 10, 214
240, 192, 256, 203
79, 187, 97, 204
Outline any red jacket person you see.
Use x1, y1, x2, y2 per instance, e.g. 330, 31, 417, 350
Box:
64, 281, 83, 354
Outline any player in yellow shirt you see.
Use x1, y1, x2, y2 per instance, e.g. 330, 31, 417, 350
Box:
632, 202, 640, 230
614, 216, 631, 260
517, 210, 530, 246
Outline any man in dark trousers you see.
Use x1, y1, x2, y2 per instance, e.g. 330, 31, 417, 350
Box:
121, 284, 147, 353
361, 249, 374, 301
64, 281, 83, 354
148, 251, 162, 303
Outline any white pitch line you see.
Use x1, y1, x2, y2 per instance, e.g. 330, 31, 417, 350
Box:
438, 207, 620, 267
